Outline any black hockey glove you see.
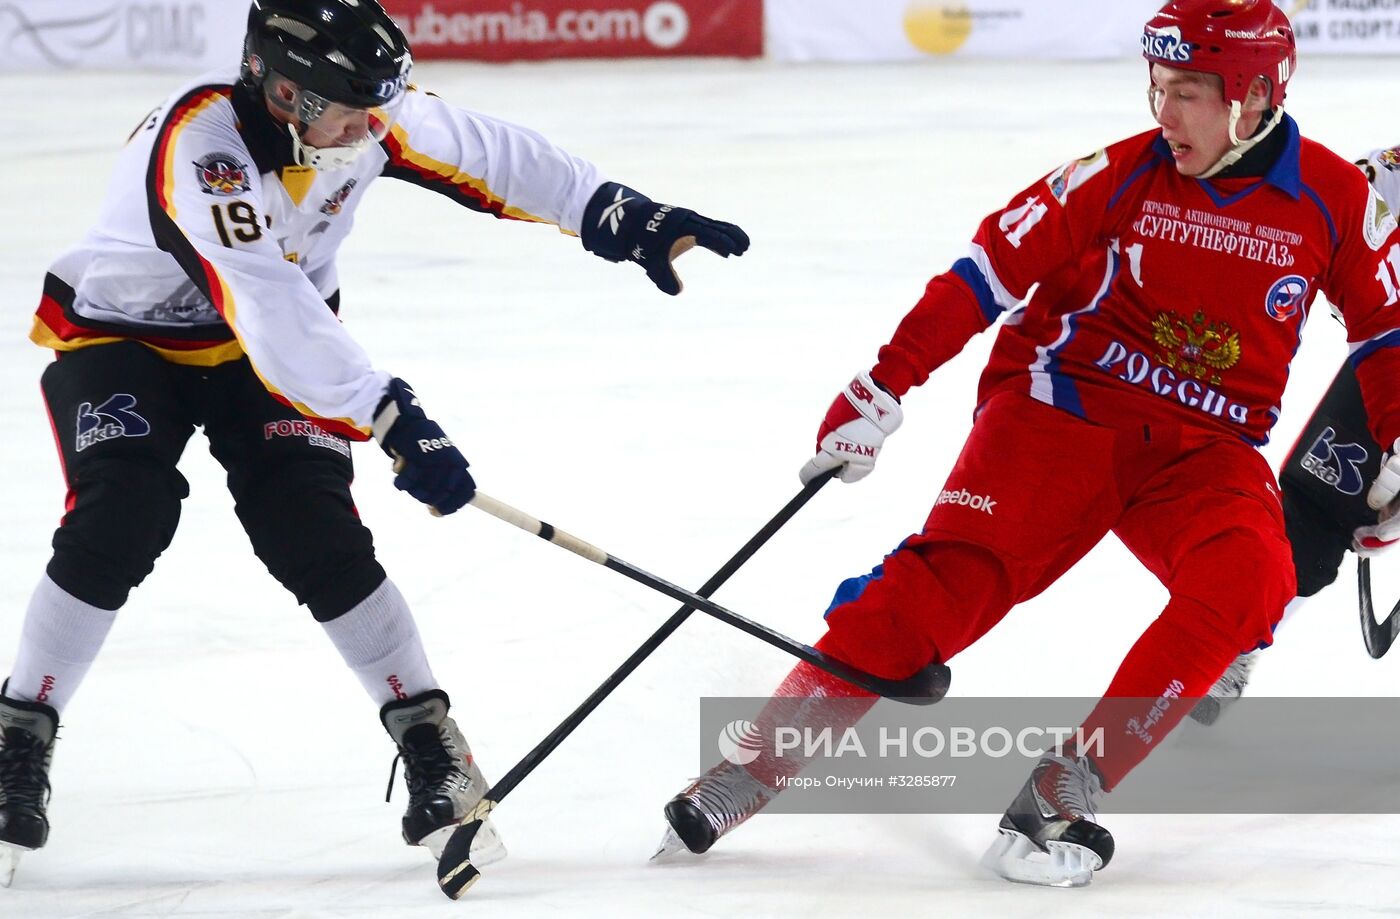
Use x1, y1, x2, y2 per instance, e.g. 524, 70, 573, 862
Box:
581, 181, 750, 295
371, 378, 475, 515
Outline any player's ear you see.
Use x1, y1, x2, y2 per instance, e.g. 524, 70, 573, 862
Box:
1244, 76, 1272, 114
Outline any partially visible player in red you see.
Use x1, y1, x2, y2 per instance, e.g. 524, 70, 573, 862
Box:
1189, 143, 1400, 725
656, 0, 1400, 887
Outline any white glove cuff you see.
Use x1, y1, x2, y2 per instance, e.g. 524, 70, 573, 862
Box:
846, 371, 904, 435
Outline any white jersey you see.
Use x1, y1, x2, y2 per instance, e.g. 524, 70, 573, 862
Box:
1360, 145, 1400, 215
32, 69, 604, 438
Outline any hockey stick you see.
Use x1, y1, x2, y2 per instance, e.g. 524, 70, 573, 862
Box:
460, 489, 949, 703
1358, 556, 1400, 659
436, 469, 859, 898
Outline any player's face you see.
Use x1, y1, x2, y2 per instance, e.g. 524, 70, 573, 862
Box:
299, 105, 374, 148
263, 74, 398, 151
1148, 65, 1233, 177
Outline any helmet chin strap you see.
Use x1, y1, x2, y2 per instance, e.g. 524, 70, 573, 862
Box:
1197, 102, 1285, 179
287, 122, 370, 172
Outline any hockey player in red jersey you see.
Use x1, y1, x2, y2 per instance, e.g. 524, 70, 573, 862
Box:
1189, 144, 1400, 724
658, 0, 1400, 887
0, 0, 748, 885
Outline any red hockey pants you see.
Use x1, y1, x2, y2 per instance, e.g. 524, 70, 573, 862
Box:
809, 389, 1295, 787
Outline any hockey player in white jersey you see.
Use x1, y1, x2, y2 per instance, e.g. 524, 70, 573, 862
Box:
0, 0, 748, 884
1189, 143, 1400, 724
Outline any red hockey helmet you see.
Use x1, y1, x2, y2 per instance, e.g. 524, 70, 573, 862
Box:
1142, 0, 1296, 107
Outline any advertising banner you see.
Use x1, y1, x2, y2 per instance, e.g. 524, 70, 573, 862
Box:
766, 0, 1160, 62
766, 0, 1400, 62
1288, 0, 1400, 53
0, 0, 244, 71
3, 0, 1392, 71
382, 0, 763, 61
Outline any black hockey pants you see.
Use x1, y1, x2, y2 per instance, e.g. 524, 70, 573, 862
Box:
39, 341, 385, 620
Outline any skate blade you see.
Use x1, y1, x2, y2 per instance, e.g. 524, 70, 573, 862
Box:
982, 827, 1101, 888
421, 818, 507, 868
0, 842, 26, 888
650, 826, 691, 861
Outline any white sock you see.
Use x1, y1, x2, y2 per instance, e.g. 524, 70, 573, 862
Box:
320, 578, 437, 706
8, 574, 120, 714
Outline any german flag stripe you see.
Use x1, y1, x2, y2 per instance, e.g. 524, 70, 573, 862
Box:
380, 125, 551, 224
38, 273, 237, 344
146, 85, 235, 318
143, 86, 370, 440
31, 282, 245, 365
30, 314, 246, 367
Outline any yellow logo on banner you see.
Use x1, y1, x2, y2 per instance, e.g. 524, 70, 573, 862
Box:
903, 3, 975, 56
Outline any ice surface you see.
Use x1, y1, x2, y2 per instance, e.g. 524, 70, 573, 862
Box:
3, 55, 1400, 917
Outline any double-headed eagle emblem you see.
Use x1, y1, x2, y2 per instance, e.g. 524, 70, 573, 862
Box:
1151, 309, 1241, 385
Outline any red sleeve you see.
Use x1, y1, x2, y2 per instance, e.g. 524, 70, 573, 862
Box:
1325, 168, 1400, 447
869, 143, 1131, 398
871, 275, 988, 397
1355, 347, 1400, 449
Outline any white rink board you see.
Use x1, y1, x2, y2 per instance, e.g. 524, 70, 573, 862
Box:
3, 56, 1400, 917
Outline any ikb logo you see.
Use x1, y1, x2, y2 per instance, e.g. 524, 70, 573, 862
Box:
1301, 426, 1368, 496
76, 393, 150, 452
717, 719, 763, 766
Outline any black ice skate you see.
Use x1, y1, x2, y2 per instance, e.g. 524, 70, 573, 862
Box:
381, 689, 505, 867
1189, 652, 1257, 726
653, 760, 776, 859
0, 686, 58, 887
983, 753, 1114, 888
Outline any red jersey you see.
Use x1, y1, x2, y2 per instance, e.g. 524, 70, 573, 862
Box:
871, 116, 1400, 448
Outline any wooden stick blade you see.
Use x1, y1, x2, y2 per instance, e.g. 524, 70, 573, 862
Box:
437, 818, 485, 899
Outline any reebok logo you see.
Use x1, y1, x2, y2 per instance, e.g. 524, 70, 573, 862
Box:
418, 436, 454, 452
644, 204, 674, 233
598, 187, 634, 235
937, 488, 997, 515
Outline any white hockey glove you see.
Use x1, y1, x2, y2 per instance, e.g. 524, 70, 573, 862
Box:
799, 371, 903, 485
1354, 437, 1400, 557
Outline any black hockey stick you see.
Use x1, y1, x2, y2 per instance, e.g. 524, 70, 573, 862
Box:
436, 469, 867, 898
460, 489, 949, 703
1358, 556, 1400, 659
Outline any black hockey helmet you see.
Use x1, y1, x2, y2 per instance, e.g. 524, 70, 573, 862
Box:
241, 0, 412, 109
